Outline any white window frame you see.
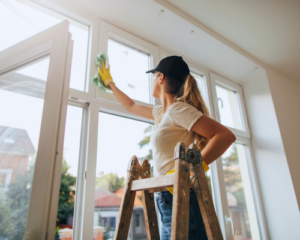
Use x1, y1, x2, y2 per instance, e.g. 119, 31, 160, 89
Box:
0, 20, 73, 240
209, 72, 268, 239
235, 136, 269, 240
96, 21, 160, 106
210, 72, 250, 139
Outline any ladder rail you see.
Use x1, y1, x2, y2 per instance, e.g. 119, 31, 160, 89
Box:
114, 142, 224, 240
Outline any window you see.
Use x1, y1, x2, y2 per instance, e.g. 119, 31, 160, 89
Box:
94, 112, 153, 238
0, 57, 50, 239
191, 72, 210, 109
0, 173, 7, 188
210, 73, 250, 138
1, 2, 267, 238
97, 21, 159, 105
55, 105, 83, 229
100, 217, 116, 229
221, 143, 260, 239
107, 39, 151, 104
135, 213, 140, 227
0, 0, 89, 91
209, 73, 263, 239
216, 85, 243, 130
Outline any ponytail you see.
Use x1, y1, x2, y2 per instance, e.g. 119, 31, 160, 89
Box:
156, 73, 210, 151
175, 74, 210, 151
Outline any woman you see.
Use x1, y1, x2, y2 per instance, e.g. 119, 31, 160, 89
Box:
99, 55, 236, 240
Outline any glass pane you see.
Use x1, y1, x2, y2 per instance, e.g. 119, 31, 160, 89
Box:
191, 72, 210, 112
0, 57, 50, 239
94, 113, 153, 239
0, 0, 89, 91
216, 85, 243, 130
55, 106, 83, 239
205, 168, 213, 196
221, 143, 260, 240
107, 39, 151, 104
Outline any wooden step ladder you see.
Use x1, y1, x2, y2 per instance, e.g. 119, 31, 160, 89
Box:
113, 142, 223, 240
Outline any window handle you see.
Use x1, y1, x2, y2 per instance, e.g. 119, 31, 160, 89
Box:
225, 215, 235, 235
217, 97, 223, 108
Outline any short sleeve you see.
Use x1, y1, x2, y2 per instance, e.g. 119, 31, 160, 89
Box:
168, 102, 203, 131
152, 105, 163, 120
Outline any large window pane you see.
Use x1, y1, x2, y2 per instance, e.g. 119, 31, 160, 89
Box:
221, 143, 260, 240
0, 0, 89, 91
55, 106, 83, 239
94, 113, 153, 239
216, 85, 243, 130
107, 39, 151, 104
0, 57, 49, 239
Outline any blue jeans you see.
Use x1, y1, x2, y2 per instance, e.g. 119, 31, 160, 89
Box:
156, 189, 208, 240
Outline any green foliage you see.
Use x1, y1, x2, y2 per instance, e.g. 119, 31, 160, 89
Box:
55, 226, 61, 236
56, 159, 76, 224
0, 157, 76, 239
95, 172, 125, 192
103, 223, 111, 240
0, 161, 35, 240
98, 210, 112, 240
0, 196, 16, 239
222, 144, 246, 209
138, 125, 153, 162
206, 175, 212, 193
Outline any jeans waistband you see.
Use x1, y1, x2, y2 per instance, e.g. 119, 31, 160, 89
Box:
156, 191, 169, 199
156, 188, 196, 200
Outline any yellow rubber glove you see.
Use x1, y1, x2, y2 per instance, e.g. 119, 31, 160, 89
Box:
98, 61, 114, 88
166, 161, 209, 195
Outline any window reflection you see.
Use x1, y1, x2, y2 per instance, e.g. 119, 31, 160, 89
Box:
94, 112, 153, 239
222, 143, 260, 240
0, 0, 89, 91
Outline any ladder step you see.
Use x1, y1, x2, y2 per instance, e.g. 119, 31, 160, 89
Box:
131, 174, 201, 192
131, 174, 175, 191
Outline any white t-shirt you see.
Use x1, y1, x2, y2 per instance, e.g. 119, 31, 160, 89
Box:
150, 102, 203, 176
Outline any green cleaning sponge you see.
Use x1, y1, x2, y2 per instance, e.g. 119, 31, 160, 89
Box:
93, 53, 112, 92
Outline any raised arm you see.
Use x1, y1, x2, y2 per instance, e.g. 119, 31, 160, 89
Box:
98, 60, 154, 119
108, 82, 154, 120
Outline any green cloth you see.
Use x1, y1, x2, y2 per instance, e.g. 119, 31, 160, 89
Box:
92, 53, 112, 92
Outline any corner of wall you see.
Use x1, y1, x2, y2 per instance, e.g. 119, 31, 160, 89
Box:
242, 71, 300, 240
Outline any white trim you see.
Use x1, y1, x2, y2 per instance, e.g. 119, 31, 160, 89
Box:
210, 72, 251, 138
235, 137, 269, 240
0, 20, 73, 239
81, 102, 99, 239
87, 20, 100, 95
213, 158, 234, 239
47, 32, 74, 240
69, 88, 155, 124
68, 101, 89, 240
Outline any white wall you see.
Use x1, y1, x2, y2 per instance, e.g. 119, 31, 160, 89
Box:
267, 69, 300, 210
242, 72, 300, 240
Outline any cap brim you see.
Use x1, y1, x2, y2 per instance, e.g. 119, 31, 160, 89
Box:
146, 68, 156, 74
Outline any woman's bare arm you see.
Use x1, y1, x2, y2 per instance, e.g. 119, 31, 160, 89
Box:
108, 82, 154, 120
190, 115, 236, 165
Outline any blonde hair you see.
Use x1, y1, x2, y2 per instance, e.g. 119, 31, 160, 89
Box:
155, 73, 210, 151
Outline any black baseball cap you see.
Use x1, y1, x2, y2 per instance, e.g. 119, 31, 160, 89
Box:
146, 56, 190, 81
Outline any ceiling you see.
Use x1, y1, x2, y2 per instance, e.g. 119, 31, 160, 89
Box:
71, 0, 300, 83
166, 0, 300, 83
